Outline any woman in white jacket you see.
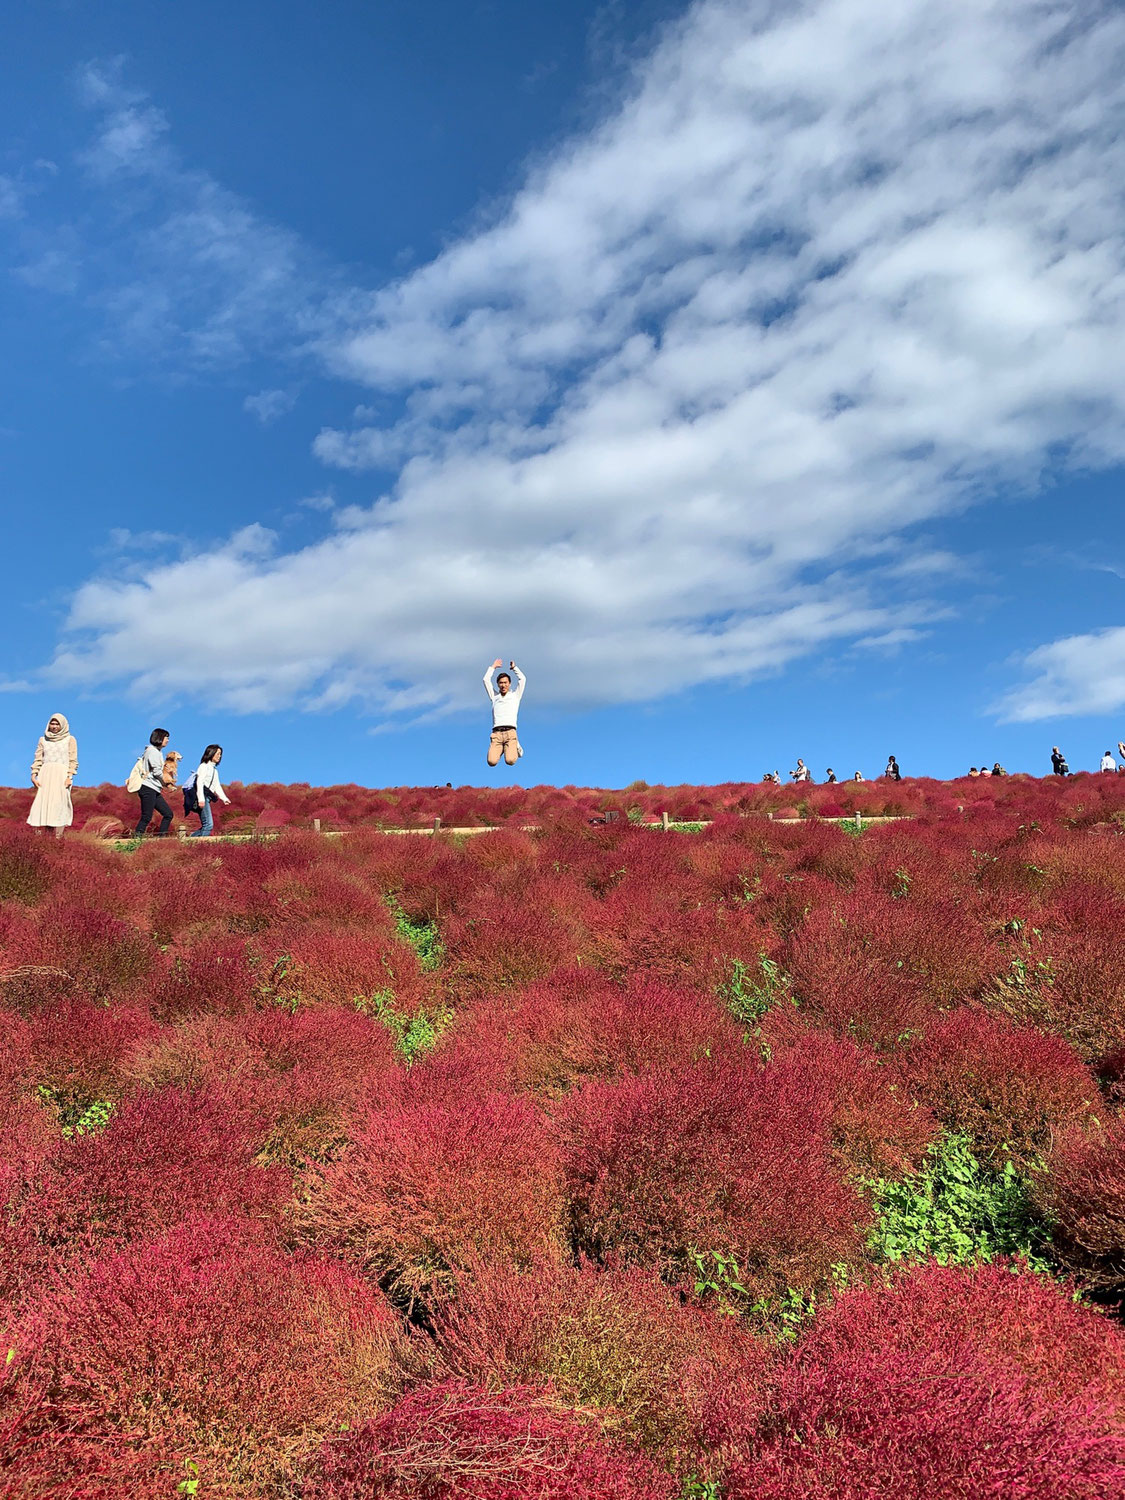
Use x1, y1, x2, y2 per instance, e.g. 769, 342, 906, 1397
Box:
188, 744, 231, 838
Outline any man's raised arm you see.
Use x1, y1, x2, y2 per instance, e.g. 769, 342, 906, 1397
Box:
484, 658, 502, 698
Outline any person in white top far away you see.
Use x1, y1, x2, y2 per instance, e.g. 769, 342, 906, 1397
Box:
1101, 749, 1117, 773
484, 659, 526, 767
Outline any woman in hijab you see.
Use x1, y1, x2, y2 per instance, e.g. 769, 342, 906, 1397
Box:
28, 713, 78, 836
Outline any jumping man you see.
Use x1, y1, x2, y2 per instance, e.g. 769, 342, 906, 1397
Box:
484, 658, 526, 767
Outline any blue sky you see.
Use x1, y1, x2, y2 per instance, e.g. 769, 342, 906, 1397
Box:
2, 0, 1125, 790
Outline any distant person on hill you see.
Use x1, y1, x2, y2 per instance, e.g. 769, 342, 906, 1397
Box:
1117, 741, 1125, 766
978, 763, 992, 777
852, 770, 865, 782
885, 755, 901, 781
790, 759, 811, 782
1051, 746, 1069, 776
186, 744, 231, 837
992, 762, 1007, 776
134, 728, 174, 837
763, 770, 780, 784
968, 767, 980, 778
825, 768, 837, 783
1101, 749, 1117, 773
28, 713, 77, 837
484, 659, 525, 767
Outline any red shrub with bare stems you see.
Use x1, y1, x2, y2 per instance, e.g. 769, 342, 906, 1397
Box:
293, 1089, 565, 1304
11, 902, 161, 1007
1033, 1121, 1125, 1294
429, 1257, 773, 1465
304, 1381, 679, 1500
898, 1008, 1102, 1164
557, 1059, 869, 1298
6, 1216, 407, 1497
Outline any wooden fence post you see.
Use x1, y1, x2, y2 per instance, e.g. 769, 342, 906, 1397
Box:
434, 815, 442, 834
661, 810, 670, 831
313, 817, 321, 834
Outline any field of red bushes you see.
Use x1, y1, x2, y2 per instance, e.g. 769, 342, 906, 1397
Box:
3, 774, 1125, 1496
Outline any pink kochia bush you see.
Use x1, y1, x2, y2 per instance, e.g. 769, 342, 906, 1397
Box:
4, 1217, 407, 1498
720, 1262, 1125, 1500
557, 1058, 869, 1298
304, 1381, 679, 1500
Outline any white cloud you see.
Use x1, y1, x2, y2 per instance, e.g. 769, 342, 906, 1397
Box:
997, 626, 1125, 722
243, 387, 296, 425
45, 0, 1125, 720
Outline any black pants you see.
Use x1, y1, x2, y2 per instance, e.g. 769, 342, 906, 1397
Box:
135, 786, 173, 836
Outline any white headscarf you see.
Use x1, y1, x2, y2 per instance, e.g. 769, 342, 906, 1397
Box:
44, 713, 70, 743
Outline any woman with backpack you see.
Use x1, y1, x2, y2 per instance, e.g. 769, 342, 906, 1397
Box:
132, 728, 175, 837
28, 713, 78, 836
186, 744, 231, 837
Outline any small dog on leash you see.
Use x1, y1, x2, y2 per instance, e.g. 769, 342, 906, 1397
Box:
162, 751, 183, 789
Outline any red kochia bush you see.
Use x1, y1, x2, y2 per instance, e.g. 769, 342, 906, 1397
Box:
429, 1258, 774, 1465
761, 1025, 936, 1178
7, 1217, 406, 1497
557, 1060, 868, 1298
10, 1087, 286, 1285
898, 1009, 1102, 1164
423, 971, 744, 1098
294, 1090, 565, 1304
304, 1381, 679, 1500
784, 1260, 1125, 1412
129, 1005, 401, 1161
1034, 1121, 1125, 1293
720, 1262, 1125, 1500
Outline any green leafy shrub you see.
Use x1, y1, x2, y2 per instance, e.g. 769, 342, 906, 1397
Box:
720, 955, 797, 1030
866, 1132, 1049, 1270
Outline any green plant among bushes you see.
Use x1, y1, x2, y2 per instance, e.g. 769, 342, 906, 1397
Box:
358, 990, 452, 1065
37, 1085, 114, 1138
866, 1131, 1050, 1271
386, 896, 444, 971
721, 954, 797, 1030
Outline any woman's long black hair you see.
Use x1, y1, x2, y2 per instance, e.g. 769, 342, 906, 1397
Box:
200, 744, 222, 763
149, 727, 170, 747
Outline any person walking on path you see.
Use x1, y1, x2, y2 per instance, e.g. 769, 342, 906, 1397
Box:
1101, 749, 1117, 773
134, 728, 175, 836
484, 659, 525, 767
186, 744, 231, 837
28, 714, 77, 836
790, 759, 811, 783
885, 755, 901, 781
1051, 746, 1070, 776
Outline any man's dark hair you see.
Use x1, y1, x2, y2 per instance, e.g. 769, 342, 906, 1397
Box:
150, 727, 170, 747
496, 671, 511, 684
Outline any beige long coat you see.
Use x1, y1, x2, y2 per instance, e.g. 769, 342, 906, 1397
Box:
28, 733, 78, 828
